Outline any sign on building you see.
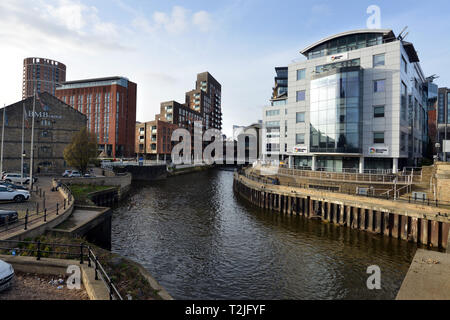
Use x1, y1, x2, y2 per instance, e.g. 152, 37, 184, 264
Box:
443, 140, 450, 153
368, 146, 389, 156
293, 145, 308, 154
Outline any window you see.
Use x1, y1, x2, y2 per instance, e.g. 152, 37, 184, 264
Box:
296, 90, 306, 101
41, 130, 50, 137
374, 79, 385, 93
373, 53, 385, 67
401, 133, 406, 152
401, 55, 408, 73
373, 132, 384, 144
296, 133, 305, 144
265, 121, 280, 127
374, 105, 385, 118
296, 112, 305, 123
401, 82, 407, 120
297, 69, 306, 80
266, 109, 280, 116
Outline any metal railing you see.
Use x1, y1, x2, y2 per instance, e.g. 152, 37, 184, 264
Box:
0, 239, 122, 300
274, 165, 412, 184
0, 183, 73, 235
240, 170, 450, 210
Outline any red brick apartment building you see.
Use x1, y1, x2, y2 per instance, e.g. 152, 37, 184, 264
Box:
135, 72, 222, 161
56, 77, 137, 158
22, 57, 66, 99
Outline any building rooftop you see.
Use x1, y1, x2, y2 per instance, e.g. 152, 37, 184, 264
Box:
56, 76, 130, 90
300, 29, 396, 57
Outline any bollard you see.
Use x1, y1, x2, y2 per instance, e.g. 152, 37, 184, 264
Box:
36, 203, 39, 215
94, 259, 99, 280
80, 243, 84, 264
88, 249, 92, 267
64, 199, 66, 210
56, 203, 59, 215
37, 240, 41, 260
44, 209, 47, 222
5, 216, 9, 231
24, 210, 28, 230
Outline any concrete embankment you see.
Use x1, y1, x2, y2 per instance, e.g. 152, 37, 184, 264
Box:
233, 172, 450, 251
396, 249, 450, 300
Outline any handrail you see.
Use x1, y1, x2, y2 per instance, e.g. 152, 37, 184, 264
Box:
239, 169, 450, 209
0, 182, 74, 235
0, 239, 123, 300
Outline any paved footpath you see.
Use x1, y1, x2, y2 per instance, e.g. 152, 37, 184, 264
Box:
396, 249, 450, 300
0, 176, 64, 218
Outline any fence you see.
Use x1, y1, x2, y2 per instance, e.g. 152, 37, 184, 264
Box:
240, 171, 450, 209
0, 239, 122, 300
274, 165, 413, 184
0, 183, 73, 235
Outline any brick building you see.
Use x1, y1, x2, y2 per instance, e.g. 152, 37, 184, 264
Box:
55, 77, 137, 158
0, 92, 86, 173
136, 120, 178, 161
22, 57, 66, 99
136, 72, 222, 160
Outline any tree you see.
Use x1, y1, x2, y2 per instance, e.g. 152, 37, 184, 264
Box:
64, 127, 98, 174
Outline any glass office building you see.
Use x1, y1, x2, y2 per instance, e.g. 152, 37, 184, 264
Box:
263, 29, 434, 172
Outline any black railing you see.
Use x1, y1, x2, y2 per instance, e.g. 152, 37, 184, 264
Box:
239, 171, 450, 210
0, 183, 73, 235
0, 239, 123, 300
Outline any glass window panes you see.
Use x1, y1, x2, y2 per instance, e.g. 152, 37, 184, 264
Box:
374, 79, 385, 92
374, 105, 385, 118
296, 112, 305, 123
296, 90, 306, 102
297, 69, 306, 80
296, 133, 305, 144
373, 53, 385, 67
266, 109, 280, 116
374, 132, 384, 144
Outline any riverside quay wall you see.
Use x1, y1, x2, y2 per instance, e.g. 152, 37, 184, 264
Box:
233, 173, 450, 251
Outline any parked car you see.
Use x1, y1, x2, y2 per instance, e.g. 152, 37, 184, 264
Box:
0, 182, 28, 191
2, 173, 37, 185
69, 171, 81, 178
0, 186, 30, 202
0, 210, 18, 226
62, 170, 72, 177
0, 259, 14, 292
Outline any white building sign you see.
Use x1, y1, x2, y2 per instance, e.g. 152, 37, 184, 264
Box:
368, 146, 389, 156
443, 140, 450, 153
293, 145, 308, 154
326, 52, 349, 63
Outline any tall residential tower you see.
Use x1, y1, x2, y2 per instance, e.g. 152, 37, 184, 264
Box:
22, 57, 66, 99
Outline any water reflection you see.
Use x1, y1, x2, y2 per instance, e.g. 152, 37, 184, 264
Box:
112, 170, 415, 300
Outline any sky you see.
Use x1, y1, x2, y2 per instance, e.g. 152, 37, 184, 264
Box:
1, 0, 450, 138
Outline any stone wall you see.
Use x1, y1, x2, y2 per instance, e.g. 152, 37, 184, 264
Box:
435, 162, 450, 201
0, 92, 86, 173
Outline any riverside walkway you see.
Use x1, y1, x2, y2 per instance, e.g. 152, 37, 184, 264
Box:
234, 170, 450, 250
0, 177, 74, 240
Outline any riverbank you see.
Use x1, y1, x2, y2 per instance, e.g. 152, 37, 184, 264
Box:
396, 249, 450, 299
0, 234, 172, 300
111, 169, 414, 299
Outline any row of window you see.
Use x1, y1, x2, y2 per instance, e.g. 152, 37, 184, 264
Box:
296, 53, 385, 81
293, 132, 385, 145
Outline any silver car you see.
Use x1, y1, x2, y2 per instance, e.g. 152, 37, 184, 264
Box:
0, 259, 14, 292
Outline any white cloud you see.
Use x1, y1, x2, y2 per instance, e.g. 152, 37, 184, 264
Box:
134, 6, 213, 35
192, 11, 212, 33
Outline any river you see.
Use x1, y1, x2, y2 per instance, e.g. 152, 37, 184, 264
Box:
111, 169, 416, 300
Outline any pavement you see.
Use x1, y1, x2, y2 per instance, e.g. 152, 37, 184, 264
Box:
0, 176, 64, 218
396, 249, 450, 300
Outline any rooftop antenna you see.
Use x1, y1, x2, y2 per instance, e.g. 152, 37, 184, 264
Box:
397, 26, 408, 40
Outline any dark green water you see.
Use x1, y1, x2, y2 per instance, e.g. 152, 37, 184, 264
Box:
111, 169, 416, 299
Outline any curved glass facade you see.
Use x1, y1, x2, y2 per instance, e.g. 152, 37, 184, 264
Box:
306, 33, 384, 60
310, 67, 362, 154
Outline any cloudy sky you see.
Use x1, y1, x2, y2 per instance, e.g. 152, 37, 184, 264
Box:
1, 0, 450, 137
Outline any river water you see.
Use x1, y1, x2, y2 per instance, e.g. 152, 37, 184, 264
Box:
111, 169, 416, 300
